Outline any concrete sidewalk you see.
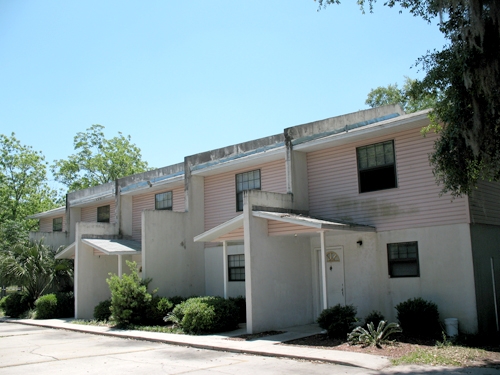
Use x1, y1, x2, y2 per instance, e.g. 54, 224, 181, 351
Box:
2, 318, 391, 370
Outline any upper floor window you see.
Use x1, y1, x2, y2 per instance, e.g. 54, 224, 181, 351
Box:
155, 191, 173, 210
357, 140, 397, 193
52, 217, 63, 232
97, 205, 110, 223
236, 169, 261, 211
228, 254, 245, 281
387, 241, 419, 278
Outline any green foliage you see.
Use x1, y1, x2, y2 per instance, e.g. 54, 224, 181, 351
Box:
94, 299, 112, 321
365, 77, 437, 113
166, 296, 239, 334
54, 291, 74, 318
144, 296, 174, 326
0, 240, 73, 306
395, 297, 441, 339
363, 310, 385, 329
106, 261, 153, 326
228, 295, 246, 323
0, 133, 59, 246
0, 293, 30, 318
168, 295, 186, 307
348, 321, 402, 348
317, 304, 357, 339
35, 293, 58, 319
51, 124, 149, 192
319, 0, 500, 196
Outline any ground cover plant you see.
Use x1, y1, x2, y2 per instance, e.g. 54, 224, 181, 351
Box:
348, 321, 402, 348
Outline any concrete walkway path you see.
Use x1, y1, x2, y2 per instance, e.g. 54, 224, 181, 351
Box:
2, 318, 391, 370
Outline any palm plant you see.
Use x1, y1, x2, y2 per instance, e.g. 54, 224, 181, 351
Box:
0, 239, 73, 306
348, 321, 402, 348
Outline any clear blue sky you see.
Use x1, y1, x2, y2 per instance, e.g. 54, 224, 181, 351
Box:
0, 1, 446, 190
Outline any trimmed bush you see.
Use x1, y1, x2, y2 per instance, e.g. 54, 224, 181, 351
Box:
229, 295, 246, 323
35, 294, 58, 319
317, 304, 357, 339
364, 310, 385, 330
34, 292, 74, 319
167, 296, 239, 334
168, 295, 186, 307
395, 297, 441, 339
94, 299, 112, 321
0, 293, 30, 318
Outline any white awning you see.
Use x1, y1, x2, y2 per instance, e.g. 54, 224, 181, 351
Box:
55, 242, 75, 259
194, 214, 244, 243
252, 211, 376, 232
194, 211, 375, 243
81, 238, 141, 255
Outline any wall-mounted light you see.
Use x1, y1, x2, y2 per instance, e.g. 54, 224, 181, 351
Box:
147, 180, 152, 187
356, 240, 363, 246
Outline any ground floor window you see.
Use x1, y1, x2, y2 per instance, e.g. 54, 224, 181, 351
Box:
228, 254, 245, 281
387, 241, 419, 277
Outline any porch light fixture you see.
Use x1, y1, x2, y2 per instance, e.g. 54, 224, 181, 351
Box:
357, 240, 363, 246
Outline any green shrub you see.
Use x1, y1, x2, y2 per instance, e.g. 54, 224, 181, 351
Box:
364, 310, 385, 329
94, 299, 112, 321
229, 295, 246, 323
167, 296, 239, 334
106, 261, 153, 326
169, 295, 186, 307
0, 293, 30, 318
395, 297, 441, 339
35, 294, 58, 319
144, 296, 174, 326
317, 304, 357, 339
348, 321, 402, 348
54, 291, 74, 318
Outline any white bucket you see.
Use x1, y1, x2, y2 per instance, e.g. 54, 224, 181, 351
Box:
444, 318, 458, 337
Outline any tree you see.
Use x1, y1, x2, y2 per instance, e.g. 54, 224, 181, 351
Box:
317, 0, 500, 196
365, 77, 437, 113
51, 125, 149, 192
0, 133, 59, 239
0, 239, 73, 306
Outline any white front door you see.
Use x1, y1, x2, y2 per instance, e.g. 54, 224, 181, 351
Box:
316, 246, 345, 310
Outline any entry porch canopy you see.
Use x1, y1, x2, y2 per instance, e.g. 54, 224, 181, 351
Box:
194, 210, 375, 308
55, 238, 141, 277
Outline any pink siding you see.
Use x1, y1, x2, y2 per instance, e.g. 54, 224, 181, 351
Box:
216, 227, 244, 242
39, 215, 66, 232
204, 159, 287, 232
132, 186, 185, 241
307, 129, 469, 231
268, 220, 316, 236
80, 201, 116, 224
469, 180, 500, 226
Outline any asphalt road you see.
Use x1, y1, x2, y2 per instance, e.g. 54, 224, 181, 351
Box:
3, 322, 500, 375
0, 322, 365, 375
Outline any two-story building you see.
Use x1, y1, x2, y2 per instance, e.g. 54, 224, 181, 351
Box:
30, 105, 500, 334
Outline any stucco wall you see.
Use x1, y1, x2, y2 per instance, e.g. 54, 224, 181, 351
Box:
142, 175, 205, 299
204, 243, 246, 297
74, 222, 119, 319
309, 223, 478, 333
470, 224, 500, 333
29, 231, 71, 251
